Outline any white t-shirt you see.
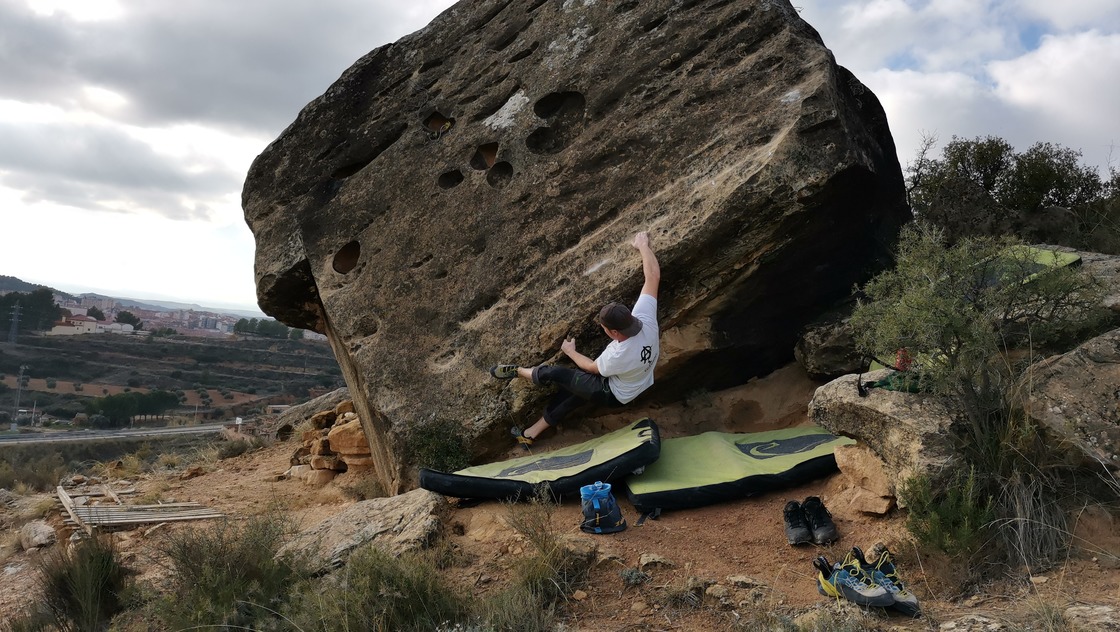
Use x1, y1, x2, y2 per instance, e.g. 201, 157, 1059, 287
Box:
595, 294, 660, 404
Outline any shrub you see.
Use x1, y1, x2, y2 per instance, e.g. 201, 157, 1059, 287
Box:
217, 439, 251, 460
479, 492, 593, 630
284, 545, 467, 631
900, 470, 994, 558
23, 535, 133, 632
852, 224, 1113, 572
403, 418, 471, 473
45, 379, 56, 389
155, 513, 308, 630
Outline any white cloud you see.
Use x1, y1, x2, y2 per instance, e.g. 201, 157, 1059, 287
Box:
989, 31, 1120, 132
1015, 0, 1120, 31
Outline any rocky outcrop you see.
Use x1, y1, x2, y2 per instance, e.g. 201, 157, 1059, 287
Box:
794, 315, 863, 380
288, 400, 378, 485
277, 489, 445, 572
808, 372, 959, 486
262, 387, 350, 439
831, 444, 895, 514
1023, 327, 1120, 469
243, 0, 909, 492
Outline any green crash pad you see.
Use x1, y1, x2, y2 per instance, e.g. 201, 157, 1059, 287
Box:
625, 425, 855, 512
419, 418, 660, 501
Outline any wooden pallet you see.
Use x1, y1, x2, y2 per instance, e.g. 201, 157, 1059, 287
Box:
57, 486, 223, 534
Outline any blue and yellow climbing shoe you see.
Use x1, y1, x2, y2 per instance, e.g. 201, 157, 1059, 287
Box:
814, 553, 894, 608
854, 545, 921, 617
490, 365, 519, 379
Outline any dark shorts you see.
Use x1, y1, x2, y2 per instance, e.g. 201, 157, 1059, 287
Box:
531, 365, 623, 426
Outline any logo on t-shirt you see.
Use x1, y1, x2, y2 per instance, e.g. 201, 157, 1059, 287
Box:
640, 345, 652, 366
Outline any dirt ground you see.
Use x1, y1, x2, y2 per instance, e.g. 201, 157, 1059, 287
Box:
2, 363, 1118, 630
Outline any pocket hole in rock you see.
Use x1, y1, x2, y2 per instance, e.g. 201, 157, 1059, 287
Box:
439, 170, 464, 189
333, 241, 361, 274
486, 161, 514, 188
471, 142, 500, 170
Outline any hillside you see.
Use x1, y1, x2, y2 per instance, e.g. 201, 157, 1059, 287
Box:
0, 333, 340, 422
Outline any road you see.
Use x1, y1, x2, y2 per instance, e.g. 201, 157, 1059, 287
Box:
0, 423, 228, 445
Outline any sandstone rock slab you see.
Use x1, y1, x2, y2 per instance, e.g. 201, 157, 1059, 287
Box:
1023, 327, 1120, 468
809, 371, 959, 486
278, 489, 446, 572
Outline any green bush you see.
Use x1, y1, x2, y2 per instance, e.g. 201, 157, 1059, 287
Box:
900, 470, 994, 558
284, 546, 467, 632
13, 535, 134, 632
155, 513, 308, 630
852, 224, 1113, 572
403, 418, 471, 473
217, 439, 251, 459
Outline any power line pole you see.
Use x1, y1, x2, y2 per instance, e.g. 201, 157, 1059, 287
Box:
13, 365, 28, 428
7, 301, 21, 344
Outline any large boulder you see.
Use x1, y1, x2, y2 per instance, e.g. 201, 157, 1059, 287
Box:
243, 0, 909, 492
1023, 327, 1120, 469
808, 372, 959, 486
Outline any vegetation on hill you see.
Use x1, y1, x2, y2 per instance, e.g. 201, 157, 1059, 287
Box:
0, 289, 62, 332
907, 134, 1120, 253
0, 276, 60, 295
0, 333, 341, 421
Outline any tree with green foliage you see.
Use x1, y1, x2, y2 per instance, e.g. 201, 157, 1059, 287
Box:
0, 288, 63, 331
288, 327, 305, 340
87, 305, 106, 321
115, 310, 143, 330
851, 224, 1112, 570
907, 135, 1117, 252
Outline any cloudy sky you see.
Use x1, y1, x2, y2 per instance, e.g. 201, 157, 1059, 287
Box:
1, 0, 1117, 313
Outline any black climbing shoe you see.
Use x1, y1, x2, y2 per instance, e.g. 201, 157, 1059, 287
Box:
490, 365, 518, 379
783, 500, 812, 545
802, 496, 839, 544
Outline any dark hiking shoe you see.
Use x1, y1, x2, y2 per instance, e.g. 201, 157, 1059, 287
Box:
510, 426, 533, 449
783, 500, 812, 545
490, 365, 519, 379
853, 546, 921, 617
802, 496, 839, 544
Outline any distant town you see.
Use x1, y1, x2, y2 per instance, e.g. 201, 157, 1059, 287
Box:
0, 277, 325, 341
45, 294, 326, 340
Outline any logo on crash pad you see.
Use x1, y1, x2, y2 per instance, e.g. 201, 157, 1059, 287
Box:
497, 451, 594, 477
735, 434, 838, 459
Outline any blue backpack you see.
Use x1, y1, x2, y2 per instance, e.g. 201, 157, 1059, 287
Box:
580, 481, 626, 534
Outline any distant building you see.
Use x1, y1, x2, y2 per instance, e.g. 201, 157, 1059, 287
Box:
46, 314, 100, 336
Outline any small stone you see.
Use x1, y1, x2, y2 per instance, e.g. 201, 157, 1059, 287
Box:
180, 466, 205, 481
727, 575, 765, 589
20, 521, 56, 550
1030, 575, 1049, 585
572, 590, 588, 601
639, 553, 673, 570
705, 584, 729, 599
630, 600, 648, 613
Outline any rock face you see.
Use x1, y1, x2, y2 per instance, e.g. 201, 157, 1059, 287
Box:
1023, 327, 1120, 469
808, 372, 959, 486
278, 489, 445, 573
243, 0, 909, 492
